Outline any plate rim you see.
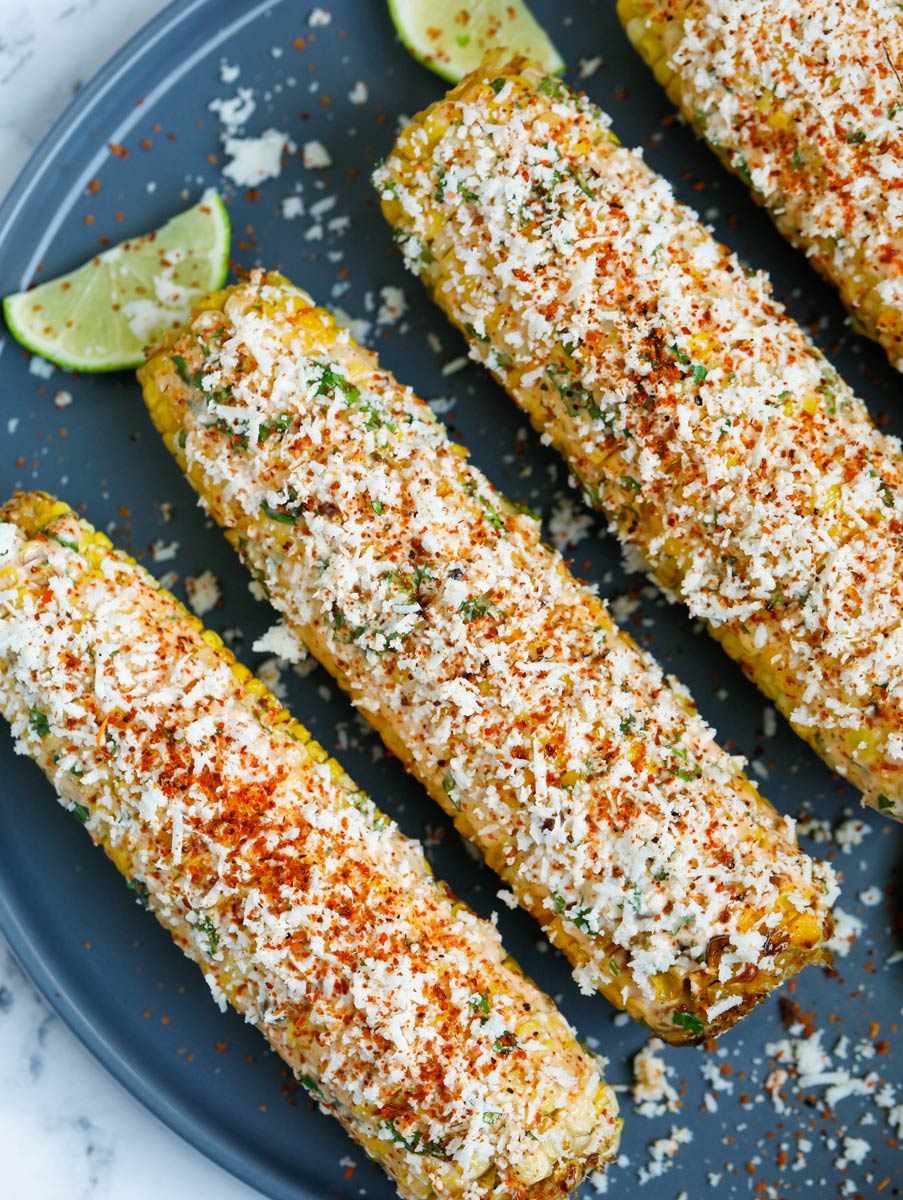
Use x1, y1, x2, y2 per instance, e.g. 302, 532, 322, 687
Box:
0, 1, 324, 1195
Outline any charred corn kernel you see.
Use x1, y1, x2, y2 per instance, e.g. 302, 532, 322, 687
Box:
0, 490, 620, 1200
376, 53, 903, 821
139, 271, 836, 1045
618, 0, 903, 371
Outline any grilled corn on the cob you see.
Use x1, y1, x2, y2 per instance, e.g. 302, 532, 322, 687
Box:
376, 55, 903, 819
140, 272, 836, 1045
618, 0, 903, 370
0, 490, 621, 1200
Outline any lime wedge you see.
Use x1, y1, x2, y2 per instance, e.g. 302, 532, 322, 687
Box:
3, 191, 230, 373
389, 0, 564, 83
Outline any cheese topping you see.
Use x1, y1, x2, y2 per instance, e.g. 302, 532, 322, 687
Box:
0, 503, 617, 1197
635, 0, 903, 365
376, 63, 903, 816
147, 273, 836, 1043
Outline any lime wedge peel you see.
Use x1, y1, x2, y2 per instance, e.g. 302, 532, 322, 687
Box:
3, 190, 230, 373
388, 0, 565, 84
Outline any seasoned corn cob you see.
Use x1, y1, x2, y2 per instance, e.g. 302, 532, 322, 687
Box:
0, 490, 621, 1200
376, 55, 903, 820
618, 0, 903, 370
139, 272, 836, 1045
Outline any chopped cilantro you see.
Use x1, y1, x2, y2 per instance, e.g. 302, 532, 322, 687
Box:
878, 794, 895, 812
672, 1011, 704, 1037
538, 75, 567, 101
458, 595, 491, 622
493, 1030, 518, 1056
489, 78, 507, 94
261, 500, 297, 525
733, 152, 752, 186
381, 1118, 446, 1158
29, 708, 50, 737
128, 878, 151, 908
371, 499, 385, 515
194, 914, 219, 956
49, 534, 78, 552
317, 364, 361, 406
464, 322, 491, 344
469, 991, 491, 1016
442, 773, 461, 811
70, 803, 90, 824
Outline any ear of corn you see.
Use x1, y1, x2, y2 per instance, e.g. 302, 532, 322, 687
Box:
139, 272, 836, 1046
0, 489, 620, 1200
618, 0, 903, 371
375, 53, 903, 822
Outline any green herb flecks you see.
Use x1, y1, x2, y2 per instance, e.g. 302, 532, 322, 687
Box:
672, 1010, 705, 1038
442, 773, 461, 810
469, 991, 491, 1017
381, 1118, 447, 1158
493, 1030, 518, 1056
29, 708, 50, 737
194, 914, 219, 956
128, 878, 151, 908
458, 595, 492, 623
317, 363, 394, 431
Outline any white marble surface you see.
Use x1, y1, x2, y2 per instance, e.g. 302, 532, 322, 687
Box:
0, 3, 261, 1196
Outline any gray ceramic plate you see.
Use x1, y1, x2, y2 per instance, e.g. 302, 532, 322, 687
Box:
0, 2, 901, 1198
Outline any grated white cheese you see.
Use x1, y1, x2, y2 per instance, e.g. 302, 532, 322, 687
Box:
208, 87, 256, 132
28, 356, 54, 379
252, 622, 306, 664
159, 273, 837, 1038
222, 129, 287, 187
376, 286, 407, 327
281, 195, 305, 221
302, 139, 332, 170
546, 495, 594, 551
0, 502, 618, 1190
185, 569, 221, 616
376, 59, 903, 819
632, 1038, 680, 1118
646, 0, 903, 366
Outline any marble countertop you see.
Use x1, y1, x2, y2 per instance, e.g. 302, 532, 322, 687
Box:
0, 4, 261, 1195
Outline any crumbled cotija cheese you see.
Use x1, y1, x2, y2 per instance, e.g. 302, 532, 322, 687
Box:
0, 505, 618, 1193
151, 273, 837, 1040
377, 64, 903, 818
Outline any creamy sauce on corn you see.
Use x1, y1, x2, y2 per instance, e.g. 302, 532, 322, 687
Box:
0, 507, 615, 1195
376, 64, 903, 816
150, 275, 835, 1039
637, 0, 903, 363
